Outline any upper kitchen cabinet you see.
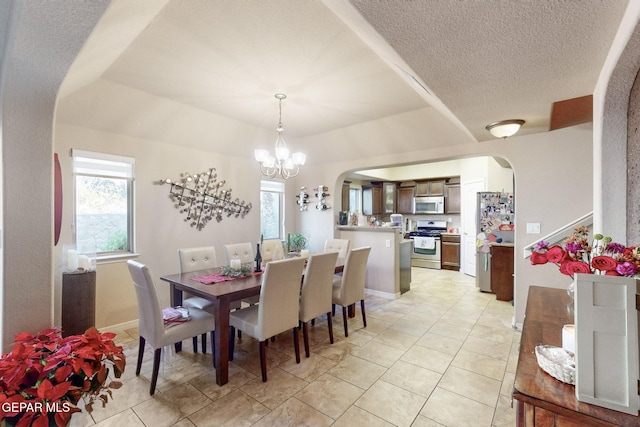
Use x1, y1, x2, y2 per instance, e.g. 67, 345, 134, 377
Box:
415, 180, 445, 196
397, 184, 415, 214
445, 177, 461, 214
362, 184, 382, 215
383, 182, 396, 214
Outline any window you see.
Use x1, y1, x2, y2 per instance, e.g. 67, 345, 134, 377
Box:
260, 180, 284, 240
349, 188, 361, 213
72, 150, 135, 256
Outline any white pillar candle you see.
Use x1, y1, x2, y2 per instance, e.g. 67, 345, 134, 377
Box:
67, 249, 78, 271
300, 249, 309, 259
562, 324, 575, 353
230, 259, 242, 270
78, 255, 91, 271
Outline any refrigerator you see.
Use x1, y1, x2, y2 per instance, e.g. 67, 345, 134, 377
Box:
476, 192, 515, 292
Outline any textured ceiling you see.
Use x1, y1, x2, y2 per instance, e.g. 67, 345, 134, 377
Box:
56, 0, 630, 164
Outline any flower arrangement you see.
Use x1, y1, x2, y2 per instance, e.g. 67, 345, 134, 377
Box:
531, 226, 640, 278
218, 265, 252, 278
0, 327, 126, 427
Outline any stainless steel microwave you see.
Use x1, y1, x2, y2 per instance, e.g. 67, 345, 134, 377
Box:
412, 196, 445, 214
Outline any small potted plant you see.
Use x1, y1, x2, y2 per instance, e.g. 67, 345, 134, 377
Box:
287, 233, 309, 253
0, 326, 126, 427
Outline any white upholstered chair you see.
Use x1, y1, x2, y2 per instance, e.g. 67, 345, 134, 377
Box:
261, 239, 285, 262
331, 246, 371, 337
127, 260, 215, 395
223, 242, 254, 266
324, 238, 350, 264
178, 246, 241, 352
299, 251, 340, 357
224, 242, 259, 307
228, 257, 306, 381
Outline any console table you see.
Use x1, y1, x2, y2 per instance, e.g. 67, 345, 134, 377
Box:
513, 286, 639, 426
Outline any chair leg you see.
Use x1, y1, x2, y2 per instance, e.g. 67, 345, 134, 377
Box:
342, 306, 349, 337
237, 329, 242, 339
361, 299, 367, 328
311, 318, 316, 326
150, 348, 161, 395
293, 327, 300, 364
332, 303, 335, 316
326, 312, 334, 344
302, 321, 310, 358
259, 340, 268, 382
229, 326, 235, 361
201, 333, 207, 354
192, 336, 198, 353
136, 336, 146, 376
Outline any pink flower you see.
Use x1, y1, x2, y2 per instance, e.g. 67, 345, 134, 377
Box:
616, 261, 638, 276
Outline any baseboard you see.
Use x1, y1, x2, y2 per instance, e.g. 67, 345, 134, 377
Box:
101, 319, 138, 334
365, 288, 400, 300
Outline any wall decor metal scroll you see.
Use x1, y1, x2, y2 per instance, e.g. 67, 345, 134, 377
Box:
157, 168, 251, 230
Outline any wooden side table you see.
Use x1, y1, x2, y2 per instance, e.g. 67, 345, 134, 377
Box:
62, 271, 96, 336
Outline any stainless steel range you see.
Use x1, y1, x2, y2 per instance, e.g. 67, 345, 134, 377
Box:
408, 220, 447, 269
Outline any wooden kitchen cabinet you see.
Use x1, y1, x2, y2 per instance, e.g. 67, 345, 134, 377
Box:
362, 184, 382, 215
342, 182, 350, 212
397, 186, 414, 214
415, 180, 445, 196
445, 184, 461, 214
383, 182, 396, 214
441, 234, 460, 271
490, 244, 513, 301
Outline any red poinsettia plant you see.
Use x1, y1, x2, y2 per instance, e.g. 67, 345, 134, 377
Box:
0, 327, 126, 427
531, 226, 640, 278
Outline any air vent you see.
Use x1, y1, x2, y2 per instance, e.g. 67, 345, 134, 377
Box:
396, 65, 433, 96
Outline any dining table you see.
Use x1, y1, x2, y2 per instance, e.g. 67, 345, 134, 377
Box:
160, 260, 344, 386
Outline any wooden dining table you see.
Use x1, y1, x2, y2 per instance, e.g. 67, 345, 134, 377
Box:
160, 261, 344, 386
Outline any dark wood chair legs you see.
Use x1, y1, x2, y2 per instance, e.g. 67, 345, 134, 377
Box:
150, 348, 162, 395
229, 326, 236, 361
293, 327, 300, 363
361, 299, 366, 327
342, 306, 349, 337
327, 312, 334, 344
259, 340, 268, 382
302, 322, 310, 357
192, 336, 198, 352
136, 336, 146, 376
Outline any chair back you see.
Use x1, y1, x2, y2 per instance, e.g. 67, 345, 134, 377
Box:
300, 251, 339, 322
223, 242, 254, 265
178, 246, 217, 273
256, 257, 306, 340
324, 239, 350, 262
261, 239, 285, 262
127, 260, 164, 347
336, 247, 371, 306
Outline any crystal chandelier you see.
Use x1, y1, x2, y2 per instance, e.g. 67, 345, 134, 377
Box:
254, 93, 306, 179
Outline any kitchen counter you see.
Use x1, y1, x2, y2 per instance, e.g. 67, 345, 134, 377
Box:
337, 226, 407, 299
336, 225, 402, 233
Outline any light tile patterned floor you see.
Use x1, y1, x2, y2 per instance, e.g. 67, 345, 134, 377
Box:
71, 268, 520, 427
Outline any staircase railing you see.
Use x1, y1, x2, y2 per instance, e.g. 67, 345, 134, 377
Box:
522, 212, 593, 259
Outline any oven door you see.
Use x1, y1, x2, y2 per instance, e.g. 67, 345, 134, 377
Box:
410, 236, 441, 269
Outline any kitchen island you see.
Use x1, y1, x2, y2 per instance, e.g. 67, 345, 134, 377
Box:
336, 225, 410, 298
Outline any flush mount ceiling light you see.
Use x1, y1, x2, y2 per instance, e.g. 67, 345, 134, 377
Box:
485, 119, 525, 139
254, 93, 306, 180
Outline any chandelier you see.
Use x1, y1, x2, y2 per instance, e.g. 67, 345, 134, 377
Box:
254, 93, 306, 179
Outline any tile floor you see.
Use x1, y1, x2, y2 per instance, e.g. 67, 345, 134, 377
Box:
71, 267, 521, 427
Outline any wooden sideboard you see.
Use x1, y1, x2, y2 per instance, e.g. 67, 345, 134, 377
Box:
513, 286, 639, 426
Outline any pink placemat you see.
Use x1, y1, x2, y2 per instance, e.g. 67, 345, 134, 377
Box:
191, 271, 262, 285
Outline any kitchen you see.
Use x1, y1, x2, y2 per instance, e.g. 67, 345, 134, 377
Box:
339, 155, 515, 297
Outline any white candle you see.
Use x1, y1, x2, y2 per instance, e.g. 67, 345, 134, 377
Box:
562, 324, 575, 353
230, 259, 242, 270
78, 255, 91, 271
67, 249, 78, 271
300, 249, 309, 259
